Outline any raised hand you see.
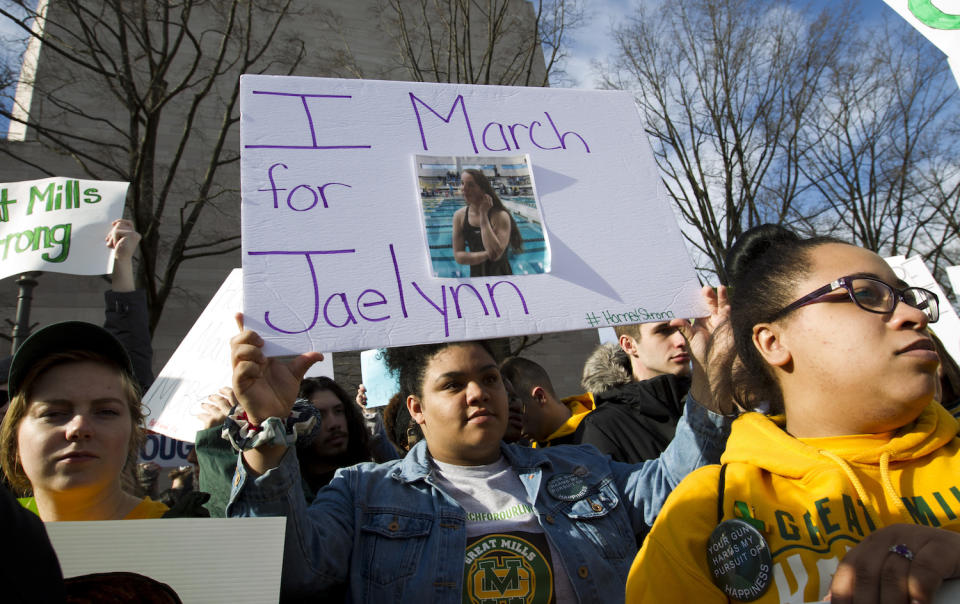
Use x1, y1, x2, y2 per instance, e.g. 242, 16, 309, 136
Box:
106, 218, 141, 292
230, 313, 323, 425
197, 387, 237, 430
479, 193, 494, 214
106, 218, 141, 261
669, 285, 732, 413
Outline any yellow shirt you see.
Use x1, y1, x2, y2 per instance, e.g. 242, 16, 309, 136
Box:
532, 393, 595, 447
125, 496, 169, 519
627, 403, 960, 603
19, 496, 169, 519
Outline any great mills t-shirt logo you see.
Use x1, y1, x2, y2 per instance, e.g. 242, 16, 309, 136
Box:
463, 531, 555, 604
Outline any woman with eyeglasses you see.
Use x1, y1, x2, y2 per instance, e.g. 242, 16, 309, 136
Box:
627, 225, 959, 604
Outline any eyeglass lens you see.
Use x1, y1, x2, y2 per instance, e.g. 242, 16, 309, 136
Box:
850, 279, 937, 321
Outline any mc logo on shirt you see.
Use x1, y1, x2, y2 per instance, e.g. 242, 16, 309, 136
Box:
464, 533, 555, 604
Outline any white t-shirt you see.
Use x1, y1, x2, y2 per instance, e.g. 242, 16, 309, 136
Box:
432, 456, 577, 603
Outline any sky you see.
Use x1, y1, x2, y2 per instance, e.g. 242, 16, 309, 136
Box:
0, 1, 947, 134
0, 0, 34, 135
558, 0, 902, 89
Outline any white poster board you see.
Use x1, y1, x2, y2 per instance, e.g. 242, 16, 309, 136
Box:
882, 0, 960, 87
46, 518, 285, 604
0, 177, 128, 280
947, 266, 960, 299
138, 433, 193, 468
240, 76, 704, 356
143, 268, 334, 442
886, 255, 960, 364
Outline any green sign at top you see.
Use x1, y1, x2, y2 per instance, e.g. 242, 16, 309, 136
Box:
910, 0, 960, 30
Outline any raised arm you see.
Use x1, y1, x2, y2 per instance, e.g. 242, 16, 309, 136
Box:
193, 387, 239, 518
226, 322, 357, 598
230, 315, 323, 475
670, 285, 731, 413
103, 218, 153, 390
615, 286, 735, 532
476, 198, 512, 263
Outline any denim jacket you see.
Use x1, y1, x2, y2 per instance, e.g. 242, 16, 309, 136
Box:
227, 397, 730, 602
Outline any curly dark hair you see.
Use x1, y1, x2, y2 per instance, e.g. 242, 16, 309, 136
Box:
383, 392, 422, 452
383, 341, 499, 403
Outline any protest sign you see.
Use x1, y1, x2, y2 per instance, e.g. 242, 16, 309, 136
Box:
0, 177, 127, 280
46, 518, 285, 603
886, 255, 960, 364
138, 433, 193, 467
597, 327, 617, 346
143, 268, 333, 442
240, 75, 705, 356
809, 580, 960, 604
360, 348, 400, 408
882, 0, 960, 87
947, 265, 960, 298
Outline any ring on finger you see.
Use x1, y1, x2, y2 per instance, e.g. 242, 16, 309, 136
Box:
888, 544, 914, 561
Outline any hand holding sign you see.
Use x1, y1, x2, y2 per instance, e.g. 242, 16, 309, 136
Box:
197, 387, 237, 430
231, 314, 323, 475
106, 218, 140, 292
670, 285, 732, 414
231, 319, 322, 425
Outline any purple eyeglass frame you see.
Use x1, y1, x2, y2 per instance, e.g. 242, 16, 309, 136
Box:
770, 275, 939, 322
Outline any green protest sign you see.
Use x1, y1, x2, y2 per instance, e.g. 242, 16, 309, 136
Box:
0, 177, 128, 280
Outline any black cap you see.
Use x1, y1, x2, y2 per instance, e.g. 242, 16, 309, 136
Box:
7, 321, 134, 398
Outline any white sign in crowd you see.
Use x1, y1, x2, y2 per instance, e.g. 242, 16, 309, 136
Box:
883, 0, 960, 87
0, 177, 127, 280
239, 75, 706, 356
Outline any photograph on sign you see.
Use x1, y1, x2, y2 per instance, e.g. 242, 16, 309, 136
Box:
414, 154, 549, 278
0, 177, 128, 280
240, 76, 705, 356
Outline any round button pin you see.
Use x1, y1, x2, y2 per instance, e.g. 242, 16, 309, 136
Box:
706, 519, 772, 602
547, 473, 588, 501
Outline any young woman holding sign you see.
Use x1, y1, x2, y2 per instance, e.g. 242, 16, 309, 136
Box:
626, 225, 960, 603
224, 288, 730, 602
451, 169, 523, 277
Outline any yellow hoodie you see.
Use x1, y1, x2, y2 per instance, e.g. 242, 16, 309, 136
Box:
532, 393, 595, 447
627, 403, 960, 603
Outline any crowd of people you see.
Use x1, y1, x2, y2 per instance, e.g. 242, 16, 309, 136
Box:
2, 221, 960, 603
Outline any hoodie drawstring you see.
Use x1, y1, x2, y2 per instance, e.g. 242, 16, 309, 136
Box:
818, 449, 912, 523
878, 451, 913, 522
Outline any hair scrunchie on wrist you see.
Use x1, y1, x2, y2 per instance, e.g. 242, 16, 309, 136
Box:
222, 400, 318, 451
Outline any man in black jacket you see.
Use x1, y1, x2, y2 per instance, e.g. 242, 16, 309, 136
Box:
573, 321, 691, 464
